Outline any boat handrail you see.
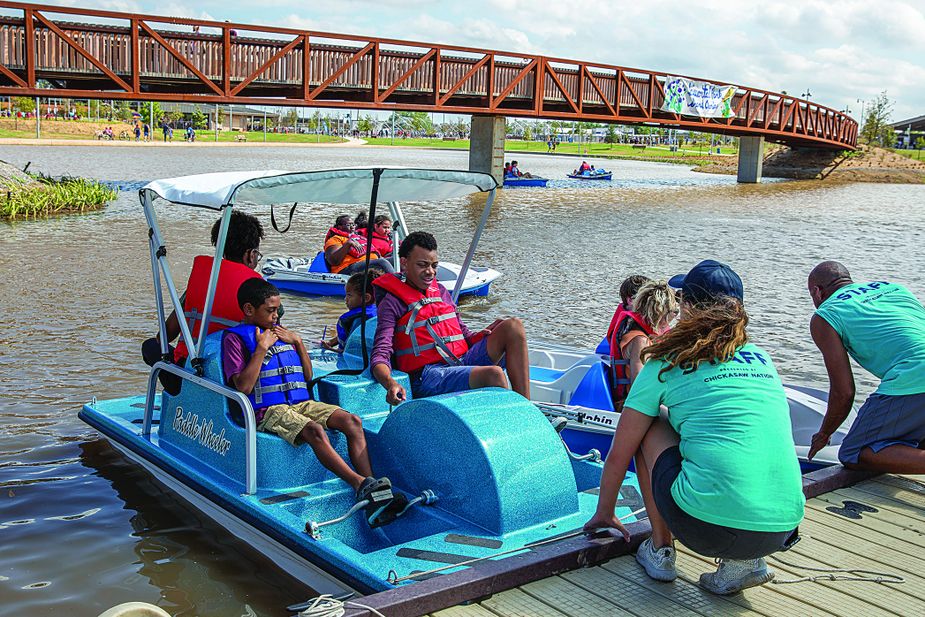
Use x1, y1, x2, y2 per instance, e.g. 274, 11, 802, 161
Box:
143, 361, 259, 495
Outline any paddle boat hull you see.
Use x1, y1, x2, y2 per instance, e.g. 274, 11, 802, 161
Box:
528, 341, 856, 472
567, 172, 612, 180
263, 253, 501, 298
80, 325, 643, 594
503, 177, 549, 188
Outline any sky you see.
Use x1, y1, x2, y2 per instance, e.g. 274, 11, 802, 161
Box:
11, 0, 925, 122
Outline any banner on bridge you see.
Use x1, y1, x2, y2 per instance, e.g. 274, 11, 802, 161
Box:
662, 76, 737, 119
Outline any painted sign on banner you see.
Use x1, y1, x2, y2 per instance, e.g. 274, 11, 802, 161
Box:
661, 76, 737, 119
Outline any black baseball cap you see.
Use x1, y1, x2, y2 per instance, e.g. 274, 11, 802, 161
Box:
669, 260, 744, 304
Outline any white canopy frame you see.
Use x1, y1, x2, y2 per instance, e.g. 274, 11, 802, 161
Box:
138, 167, 497, 495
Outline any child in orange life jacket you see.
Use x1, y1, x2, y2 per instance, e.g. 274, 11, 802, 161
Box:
322, 270, 382, 352
223, 278, 404, 527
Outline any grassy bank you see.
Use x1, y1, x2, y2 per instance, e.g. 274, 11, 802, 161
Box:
364, 137, 735, 165
0, 168, 117, 219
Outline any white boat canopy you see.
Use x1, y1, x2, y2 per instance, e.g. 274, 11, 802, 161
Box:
140, 167, 498, 209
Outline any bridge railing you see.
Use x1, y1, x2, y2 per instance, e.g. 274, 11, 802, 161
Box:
0, 2, 856, 148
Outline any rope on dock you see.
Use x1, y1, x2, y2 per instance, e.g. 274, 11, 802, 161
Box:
768, 555, 905, 585
296, 594, 386, 617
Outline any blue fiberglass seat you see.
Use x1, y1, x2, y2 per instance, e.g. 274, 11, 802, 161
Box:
308, 251, 330, 273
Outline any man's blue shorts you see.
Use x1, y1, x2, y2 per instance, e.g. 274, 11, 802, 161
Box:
411, 338, 505, 397
839, 391, 925, 464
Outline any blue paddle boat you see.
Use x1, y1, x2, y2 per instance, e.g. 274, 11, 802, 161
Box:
568, 170, 612, 180
528, 340, 858, 473
503, 176, 549, 188
79, 168, 642, 596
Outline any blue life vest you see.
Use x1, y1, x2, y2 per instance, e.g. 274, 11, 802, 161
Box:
336, 305, 377, 347
225, 324, 310, 409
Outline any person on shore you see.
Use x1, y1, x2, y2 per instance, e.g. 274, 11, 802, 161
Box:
223, 278, 404, 527
143, 123, 150, 141
322, 270, 381, 353
133, 123, 141, 141
607, 280, 678, 409
807, 261, 925, 473
141, 211, 264, 395
371, 231, 530, 404
585, 260, 804, 595
323, 214, 394, 275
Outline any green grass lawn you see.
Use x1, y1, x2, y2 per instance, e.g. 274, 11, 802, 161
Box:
895, 149, 925, 160
362, 136, 736, 159
0, 126, 346, 144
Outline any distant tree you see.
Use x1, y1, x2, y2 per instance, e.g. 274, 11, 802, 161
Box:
523, 124, 533, 141
191, 107, 208, 130
916, 136, 925, 151
216, 106, 227, 129
139, 102, 162, 126
114, 101, 133, 122
860, 91, 896, 147
605, 124, 618, 147
357, 114, 374, 136
12, 96, 35, 114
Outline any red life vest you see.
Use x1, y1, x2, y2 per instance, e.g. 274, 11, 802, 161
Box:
606, 304, 655, 405
372, 274, 469, 373
370, 230, 393, 256
324, 227, 376, 258
174, 255, 262, 364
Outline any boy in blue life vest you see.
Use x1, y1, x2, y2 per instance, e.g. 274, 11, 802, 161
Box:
223, 278, 404, 526
322, 270, 382, 352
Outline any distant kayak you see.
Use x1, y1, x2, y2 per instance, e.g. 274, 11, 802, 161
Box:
503, 176, 549, 187
568, 170, 612, 180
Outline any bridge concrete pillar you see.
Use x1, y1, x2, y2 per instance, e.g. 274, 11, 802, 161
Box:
468, 115, 505, 185
737, 136, 764, 183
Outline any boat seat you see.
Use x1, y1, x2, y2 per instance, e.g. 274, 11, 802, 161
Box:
157, 331, 353, 490
529, 366, 567, 382
308, 251, 330, 273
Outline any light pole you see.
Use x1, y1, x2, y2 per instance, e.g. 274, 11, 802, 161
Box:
856, 98, 866, 122
801, 90, 812, 101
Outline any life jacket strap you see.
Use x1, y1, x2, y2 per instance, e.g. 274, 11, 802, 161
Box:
426, 321, 463, 366
264, 344, 296, 361
404, 297, 444, 335
394, 333, 466, 358
259, 365, 304, 378
253, 380, 308, 405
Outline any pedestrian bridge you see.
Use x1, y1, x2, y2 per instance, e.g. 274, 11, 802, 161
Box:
0, 1, 857, 181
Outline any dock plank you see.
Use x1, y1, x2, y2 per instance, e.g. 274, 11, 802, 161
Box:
600, 556, 765, 616
808, 494, 925, 548
830, 487, 925, 528
431, 605, 498, 617
558, 563, 700, 616
520, 574, 638, 617
478, 588, 570, 617
672, 547, 846, 616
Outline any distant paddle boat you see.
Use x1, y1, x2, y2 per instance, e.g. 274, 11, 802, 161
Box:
502, 176, 549, 188
79, 167, 644, 597
568, 169, 612, 180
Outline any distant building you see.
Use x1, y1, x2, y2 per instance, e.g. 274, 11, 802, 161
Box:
891, 115, 925, 149
159, 103, 280, 131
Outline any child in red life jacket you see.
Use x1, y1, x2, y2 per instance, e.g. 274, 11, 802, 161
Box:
223, 278, 405, 526
322, 270, 382, 352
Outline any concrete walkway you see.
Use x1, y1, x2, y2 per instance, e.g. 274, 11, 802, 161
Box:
0, 136, 367, 147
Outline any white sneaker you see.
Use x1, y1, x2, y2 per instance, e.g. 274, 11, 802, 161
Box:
698, 558, 774, 595
635, 537, 677, 581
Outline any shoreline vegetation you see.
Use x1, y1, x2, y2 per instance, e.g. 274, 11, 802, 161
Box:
0, 160, 117, 220
2, 118, 923, 185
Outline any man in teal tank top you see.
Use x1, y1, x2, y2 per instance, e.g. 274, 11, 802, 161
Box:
808, 260, 925, 473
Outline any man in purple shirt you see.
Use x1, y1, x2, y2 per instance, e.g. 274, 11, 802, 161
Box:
371, 231, 531, 405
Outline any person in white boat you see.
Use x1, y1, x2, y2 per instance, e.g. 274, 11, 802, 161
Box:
323, 214, 395, 275
584, 260, 804, 595
604, 278, 677, 409
807, 261, 925, 473
223, 278, 405, 527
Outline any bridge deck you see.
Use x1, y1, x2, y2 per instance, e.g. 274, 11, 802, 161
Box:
0, 1, 856, 149
428, 475, 925, 617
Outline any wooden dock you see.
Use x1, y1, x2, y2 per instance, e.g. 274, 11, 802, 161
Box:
428, 474, 925, 617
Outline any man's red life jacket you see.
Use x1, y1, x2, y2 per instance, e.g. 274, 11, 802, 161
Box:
174, 255, 261, 364
373, 273, 469, 373
606, 304, 655, 404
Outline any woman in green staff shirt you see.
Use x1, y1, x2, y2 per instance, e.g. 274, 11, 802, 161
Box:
584, 260, 804, 595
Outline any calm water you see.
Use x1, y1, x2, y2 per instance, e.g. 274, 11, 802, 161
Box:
1, 144, 923, 616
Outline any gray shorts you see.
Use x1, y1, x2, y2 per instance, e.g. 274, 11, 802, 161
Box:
839, 391, 925, 464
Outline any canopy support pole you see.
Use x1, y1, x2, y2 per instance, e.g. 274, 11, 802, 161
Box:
452, 188, 495, 303
193, 205, 232, 372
